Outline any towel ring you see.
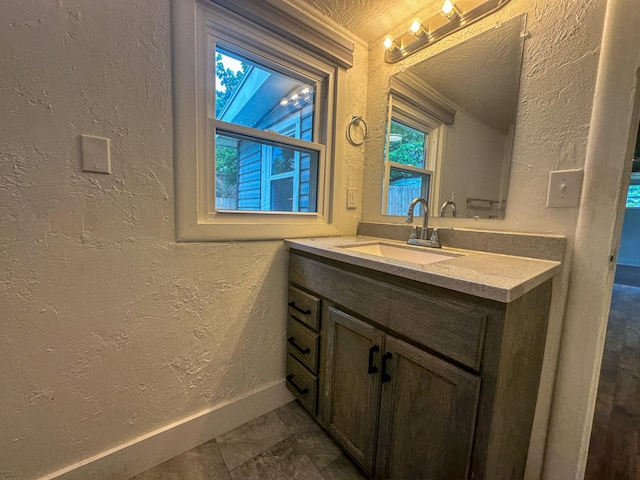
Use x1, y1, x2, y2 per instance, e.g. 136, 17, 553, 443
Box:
347, 115, 367, 146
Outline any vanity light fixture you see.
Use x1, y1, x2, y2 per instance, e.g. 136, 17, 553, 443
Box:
382, 34, 399, 52
383, 0, 511, 63
439, 0, 461, 20
408, 18, 427, 38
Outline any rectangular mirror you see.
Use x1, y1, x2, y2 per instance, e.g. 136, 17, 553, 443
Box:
384, 14, 527, 219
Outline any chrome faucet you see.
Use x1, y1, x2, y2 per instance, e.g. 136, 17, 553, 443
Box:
440, 200, 457, 217
406, 197, 432, 246
406, 197, 452, 248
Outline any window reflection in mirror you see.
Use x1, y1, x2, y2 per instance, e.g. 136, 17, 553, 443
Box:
383, 94, 442, 217
385, 120, 430, 216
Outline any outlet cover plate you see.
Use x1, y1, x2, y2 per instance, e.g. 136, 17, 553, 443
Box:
347, 187, 357, 209
81, 134, 111, 174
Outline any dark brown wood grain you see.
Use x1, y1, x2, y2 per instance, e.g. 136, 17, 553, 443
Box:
287, 317, 320, 374
586, 284, 640, 480
288, 285, 321, 331
288, 249, 553, 479
289, 252, 487, 371
286, 353, 318, 416
375, 335, 480, 480
482, 280, 552, 479
323, 307, 384, 476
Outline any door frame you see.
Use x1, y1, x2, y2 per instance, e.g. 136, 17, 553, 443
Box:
543, 0, 640, 477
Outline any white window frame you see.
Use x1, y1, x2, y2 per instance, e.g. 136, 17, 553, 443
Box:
259, 115, 303, 212
382, 94, 445, 216
172, 0, 352, 241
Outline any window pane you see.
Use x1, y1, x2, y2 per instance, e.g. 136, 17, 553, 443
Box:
215, 131, 318, 213
387, 168, 429, 216
271, 177, 294, 211
271, 147, 295, 175
627, 173, 640, 208
215, 47, 315, 141
388, 120, 427, 168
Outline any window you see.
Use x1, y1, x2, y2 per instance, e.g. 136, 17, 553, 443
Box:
627, 172, 640, 208
382, 95, 443, 217
172, 0, 354, 241
213, 47, 319, 213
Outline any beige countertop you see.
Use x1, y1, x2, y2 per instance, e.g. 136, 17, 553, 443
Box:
285, 236, 562, 303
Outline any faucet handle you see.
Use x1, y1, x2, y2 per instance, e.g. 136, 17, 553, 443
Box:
409, 226, 419, 240
429, 227, 453, 242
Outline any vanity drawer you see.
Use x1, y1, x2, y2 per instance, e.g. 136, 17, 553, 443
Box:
290, 253, 487, 371
287, 317, 320, 374
286, 354, 318, 415
288, 286, 320, 331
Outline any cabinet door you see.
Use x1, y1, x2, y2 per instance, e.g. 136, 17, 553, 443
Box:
376, 336, 481, 480
324, 307, 385, 476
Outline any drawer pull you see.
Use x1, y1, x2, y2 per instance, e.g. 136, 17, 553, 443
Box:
288, 301, 312, 315
287, 336, 310, 355
286, 374, 309, 395
381, 352, 393, 383
368, 345, 380, 374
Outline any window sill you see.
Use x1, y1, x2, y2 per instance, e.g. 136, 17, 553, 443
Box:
176, 218, 340, 242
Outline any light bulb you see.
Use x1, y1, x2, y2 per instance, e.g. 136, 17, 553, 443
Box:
408, 18, 425, 37
439, 0, 460, 19
382, 34, 397, 51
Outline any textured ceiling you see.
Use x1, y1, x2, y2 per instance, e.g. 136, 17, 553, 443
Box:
290, 0, 524, 131
397, 15, 525, 132
291, 0, 439, 42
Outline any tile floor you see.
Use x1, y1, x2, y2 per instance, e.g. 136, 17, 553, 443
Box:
130, 400, 366, 480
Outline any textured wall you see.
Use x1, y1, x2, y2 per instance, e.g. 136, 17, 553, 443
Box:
0, 1, 366, 478
362, 0, 606, 478
440, 110, 508, 218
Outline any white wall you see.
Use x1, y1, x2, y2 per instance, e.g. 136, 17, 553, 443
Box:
543, 0, 640, 477
3, 0, 635, 478
0, 1, 367, 478
440, 110, 508, 218
363, 0, 607, 478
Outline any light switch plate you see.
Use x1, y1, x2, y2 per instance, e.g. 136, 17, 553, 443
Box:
547, 169, 583, 207
81, 135, 111, 174
347, 187, 357, 209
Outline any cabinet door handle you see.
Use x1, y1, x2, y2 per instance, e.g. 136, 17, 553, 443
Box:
287, 336, 310, 354
288, 301, 312, 315
286, 374, 308, 395
368, 345, 380, 374
381, 352, 392, 383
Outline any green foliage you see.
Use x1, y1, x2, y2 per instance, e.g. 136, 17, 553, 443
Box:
215, 145, 239, 198
215, 53, 246, 198
387, 121, 426, 184
271, 148, 294, 175
388, 122, 425, 169
216, 53, 246, 115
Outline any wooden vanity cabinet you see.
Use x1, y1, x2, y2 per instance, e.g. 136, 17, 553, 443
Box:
323, 308, 384, 475
287, 250, 553, 480
285, 286, 321, 415
324, 307, 480, 479
375, 334, 480, 480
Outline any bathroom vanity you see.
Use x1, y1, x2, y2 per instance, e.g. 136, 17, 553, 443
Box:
284, 235, 562, 480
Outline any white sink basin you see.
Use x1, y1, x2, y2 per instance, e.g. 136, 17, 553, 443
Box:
340, 242, 458, 265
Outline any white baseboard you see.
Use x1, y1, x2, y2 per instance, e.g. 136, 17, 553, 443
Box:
41, 380, 295, 480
